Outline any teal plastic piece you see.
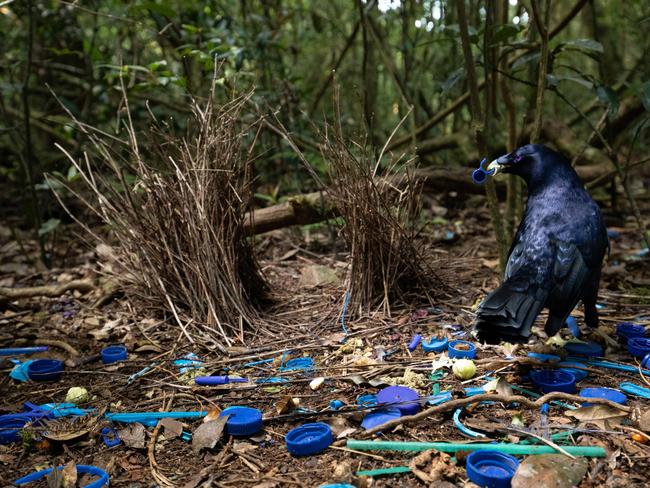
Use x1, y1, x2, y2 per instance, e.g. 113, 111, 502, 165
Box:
105, 410, 206, 423
453, 408, 485, 438
346, 440, 606, 457
586, 359, 650, 377
355, 466, 412, 477
619, 382, 650, 399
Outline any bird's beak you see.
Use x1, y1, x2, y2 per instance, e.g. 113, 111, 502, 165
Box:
487, 154, 511, 175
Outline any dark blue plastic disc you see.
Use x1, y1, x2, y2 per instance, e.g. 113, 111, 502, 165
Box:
530, 369, 577, 394
360, 407, 402, 430
448, 340, 476, 359
466, 450, 519, 488
422, 336, 448, 353
616, 322, 646, 344
376, 386, 421, 415
220, 406, 263, 436
101, 345, 128, 364
564, 341, 603, 358
27, 359, 63, 382
579, 387, 627, 406
627, 337, 650, 359
285, 422, 332, 456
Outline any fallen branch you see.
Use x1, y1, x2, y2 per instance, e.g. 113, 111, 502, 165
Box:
0, 279, 94, 299
361, 392, 630, 437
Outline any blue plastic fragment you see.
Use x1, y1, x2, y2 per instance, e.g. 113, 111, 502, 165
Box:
329, 400, 344, 410
627, 337, 650, 359
564, 341, 603, 358
101, 426, 120, 447
471, 158, 495, 185
106, 410, 206, 423
256, 377, 289, 384
607, 229, 621, 239
377, 386, 421, 415
557, 361, 589, 381
10, 360, 34, 382
616, 323, 646, 344
286, 422, 332, 456
101, 345, 127, 364
565, 316, 580, 337
643, 354, 650, 369
619, 382, 650, 399
360, 408, 401, 430
15, 464, 109, 488
0, 346, 48, 356
408, 334, 422, 352
27, 359, 63, 382
422, 336, 448, 353
531, 369, 577, 394
427, 391, 453, 405
356, 394, 378, 408
579, 387, 627, 405
280, 357, 314, 371
453, 408, 485, 438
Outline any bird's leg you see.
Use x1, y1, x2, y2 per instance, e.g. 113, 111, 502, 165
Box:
544, 313, 565, 337
583, 270, 601, 329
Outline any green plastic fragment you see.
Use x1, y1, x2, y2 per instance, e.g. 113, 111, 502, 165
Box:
346, 440, 606, 457
355, 466, 412, 477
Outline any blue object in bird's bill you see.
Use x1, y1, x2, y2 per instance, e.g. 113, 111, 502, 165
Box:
471, 158, 495, 185
474, 144, 609, 344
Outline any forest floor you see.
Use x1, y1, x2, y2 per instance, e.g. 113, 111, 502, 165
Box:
1, 191, 650, 487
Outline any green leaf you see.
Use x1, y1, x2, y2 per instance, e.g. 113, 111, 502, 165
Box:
492, 24, 523, 44
546, 74, 593, 89
561, 38, 604, 53
38, 218, 61, 237
637, 81, 650, 112
66, 165, 79, 182
441, 67, 465, 93
596, 85, 619, 119
139, 1, 176, 18
511, 51, 540, 70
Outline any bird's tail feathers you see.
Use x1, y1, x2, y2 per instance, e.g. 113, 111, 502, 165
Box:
474, 282, 546, 344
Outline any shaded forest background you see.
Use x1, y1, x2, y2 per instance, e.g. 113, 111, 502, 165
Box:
1, 0, 650, 265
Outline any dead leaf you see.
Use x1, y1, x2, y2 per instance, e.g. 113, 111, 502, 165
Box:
203, 408, 222, 423
639, 409, 650, 432
276, 395, 296, 415
61, 461, 77, 488
159, 418, 184, 439
192, 415, 229, 454
118, 423, 146, 449
495, 377, 513, 397
43, 427, 90, 442
512, 454, 588, 488
47, 468, 64, 488
566, 405, 628, 430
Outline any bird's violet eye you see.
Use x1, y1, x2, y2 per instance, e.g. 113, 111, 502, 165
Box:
514, 154, 523, 163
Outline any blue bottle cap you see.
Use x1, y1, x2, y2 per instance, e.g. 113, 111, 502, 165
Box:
579, 387, 627, 406
448, 340, 476, 359
286, 422, 332, 456
627, 337, 650, 359
376, 386, 421, 415
101, 345, 128, 364
27, 359, 63, 382
530, 369, 577, 394
564, 341, 603, 358
565, 316, 580, 337
360, 407, 402, 430
422, 336, 448, 353
408, 334, 422, 352
220, 406, 263, 436
0, 416, 32, 444
466, 450, 520, 488
356, 394, 377, 408
527, 352, 561, 363
616, 323, 646, 344
557, 361, 589, 381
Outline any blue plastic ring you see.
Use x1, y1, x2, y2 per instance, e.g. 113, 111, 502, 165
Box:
101, 345, 128, 364
27, 359, 63, 382
15, 465, 109, 487
448, 340, 476, 359
531, 369, 577, 394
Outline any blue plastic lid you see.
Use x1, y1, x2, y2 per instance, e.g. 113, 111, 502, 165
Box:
530, 369, 577, 394
579, 387, 627, 406
642, 353, 650, 369
376, 386, 421, 415
616, 323, 645, 344
627, 337, 650, 359
356, 394, 377, 408
422, 336, 448, 353
220, 406, 263, 436
101, 345, 128, 364
466, 450, 519, 488
0, 416, 33, 444
27, 359, 63, 382
527, 352, 561, 363
557, 361, 589, 381
564, 341, 603, 358
448, 340, 476, 359
280, 357, 314, 371
14, 464, 109, 488
360, 407, 402, 430
565, 316, 580, 337
286, 422, 332, 456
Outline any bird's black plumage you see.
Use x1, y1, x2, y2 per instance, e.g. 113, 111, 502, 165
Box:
474, 144, 608, 343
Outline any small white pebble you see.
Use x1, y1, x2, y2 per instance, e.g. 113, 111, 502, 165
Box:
309, 377, 325, 390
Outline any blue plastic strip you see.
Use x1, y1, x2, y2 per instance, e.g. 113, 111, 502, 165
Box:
453, 408, 485, 438
619, 382, 650, 399
341, 290, 351, 336
0, 347, 48, 356
15, 465, 109, 487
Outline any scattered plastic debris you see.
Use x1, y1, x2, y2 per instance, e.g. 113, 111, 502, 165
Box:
286, 422, 333, 456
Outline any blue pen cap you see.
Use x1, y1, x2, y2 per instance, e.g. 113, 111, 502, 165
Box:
564, 341, 603, 358
408, 334, 422, 352
220, 406, 263, 436
376, 386, 421, 415
627, 337, 650, 359
422, 336, 448, 353
101, 345, 128, 364
531, 369, 577, 394
466, 450, 520, 488
27, 359, 63, 382
286, 422, 332, 456
448, 340, 476, 359
579, 387, 627, 406
616, 322, 646, 344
